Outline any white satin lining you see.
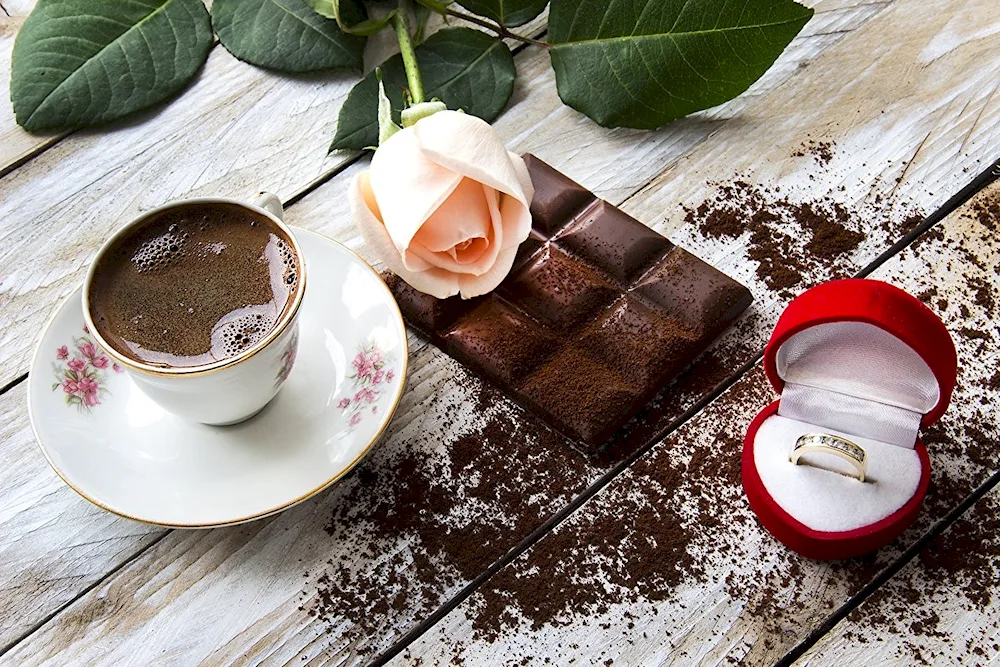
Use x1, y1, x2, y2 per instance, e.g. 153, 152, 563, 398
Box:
776, 322, 939, 414
779, 383, 923, 449
775, 321, 938, 450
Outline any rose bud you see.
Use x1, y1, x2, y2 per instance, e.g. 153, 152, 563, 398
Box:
351, 110, 534, 299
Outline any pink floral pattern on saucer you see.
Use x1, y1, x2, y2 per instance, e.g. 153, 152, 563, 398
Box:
338, 341, 396, 431
51, 326, 124, 412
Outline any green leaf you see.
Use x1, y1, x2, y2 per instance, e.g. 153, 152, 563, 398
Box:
548, 0, 813, 129
10, 0, 213, 132
212, 0, 364, 72
455, 0, 548, 27
330, 27, 515, 151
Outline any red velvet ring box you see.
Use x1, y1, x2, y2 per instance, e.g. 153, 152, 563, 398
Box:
743, 279, 957, 560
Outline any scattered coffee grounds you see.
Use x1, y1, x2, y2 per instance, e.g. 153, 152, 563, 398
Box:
792, 139, 835, 166
387, 155, 751, 450
458, 370, 851, 662
837, 489, 1000, 665
684, 180, 871, 296
298, 370, 604, 659
970, 195, 1000, 232
298, 154, 994, 664
439, 184, 1000, 659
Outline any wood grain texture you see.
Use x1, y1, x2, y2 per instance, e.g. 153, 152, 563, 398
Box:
395, 177, 1000, 667
0, 385, 164, 651
797, 484, 1000, 666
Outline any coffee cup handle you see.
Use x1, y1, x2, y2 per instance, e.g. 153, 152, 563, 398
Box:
252, 191, 284, 221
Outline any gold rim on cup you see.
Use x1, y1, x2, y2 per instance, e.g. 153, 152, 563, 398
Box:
80, 197, 307, 378
790, 433, 868, 482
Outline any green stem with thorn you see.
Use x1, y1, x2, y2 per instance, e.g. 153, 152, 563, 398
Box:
392, 0, 425, 104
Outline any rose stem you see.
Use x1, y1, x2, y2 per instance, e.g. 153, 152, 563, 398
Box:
392, 0, 425, 104
441, 7, 549, 47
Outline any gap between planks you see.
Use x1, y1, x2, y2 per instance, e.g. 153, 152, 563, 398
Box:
368, 157, 1000, 666
775, 468, 1000, 667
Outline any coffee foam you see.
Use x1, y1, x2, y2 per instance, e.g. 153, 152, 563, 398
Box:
211, 303, 279, 360
88, 203, 300, 367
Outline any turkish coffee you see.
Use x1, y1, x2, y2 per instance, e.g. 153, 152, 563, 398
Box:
88, 202, 300, 368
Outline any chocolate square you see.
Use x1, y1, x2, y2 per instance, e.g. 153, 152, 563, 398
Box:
442, 296, 557, 387
632, 248, 754, 337
520, 345, 640, 446
386, 155, 753, 451
553, 199, 672, 284
499, 245, 619, 332
579, 295, 694, 386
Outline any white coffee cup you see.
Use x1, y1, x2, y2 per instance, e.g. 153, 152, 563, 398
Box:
81, 192, 306, 425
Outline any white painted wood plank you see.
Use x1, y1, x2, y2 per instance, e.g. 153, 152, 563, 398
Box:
797, 483, 1000, 666
394, 179, 1000, 667
2, 1, 996, 664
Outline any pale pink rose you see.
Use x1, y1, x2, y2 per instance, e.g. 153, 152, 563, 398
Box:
337, 398, 351, 409
56, 346, 69, 360
77, 341, 97, 359
67, 357, 86, 372
78, 377, 98, 393
83, 391, 100, 407
385, 369, 395, 384
349, 412, 363, 427
372, 369, 384, 385
113, 364, 124, 374
92, 356, 109, 369
351, 110, 534, 299
62, 379, 79, 394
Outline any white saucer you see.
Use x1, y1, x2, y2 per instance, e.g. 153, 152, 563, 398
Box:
27, 228, 407, 527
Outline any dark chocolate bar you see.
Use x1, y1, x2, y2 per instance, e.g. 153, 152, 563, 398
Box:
387, 155, 752, 450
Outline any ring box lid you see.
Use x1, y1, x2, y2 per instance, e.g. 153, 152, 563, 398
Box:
762, 279, 957, 431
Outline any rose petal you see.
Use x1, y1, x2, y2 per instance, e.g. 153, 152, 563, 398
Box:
351, 172, 460, 299
508, 150, 535, 205
414, 111, 532, 209
404, 182, 505, 276
450, 237, 489, 265
412, 177, 491, 252
369, 126, 463, 252
458, 246, 519, 299
498, 190, 533, 251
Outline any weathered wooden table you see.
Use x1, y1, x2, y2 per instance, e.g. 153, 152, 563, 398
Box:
2, 0, 999, 664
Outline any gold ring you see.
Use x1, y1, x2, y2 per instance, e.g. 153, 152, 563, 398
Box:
790, 433, 868, 482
